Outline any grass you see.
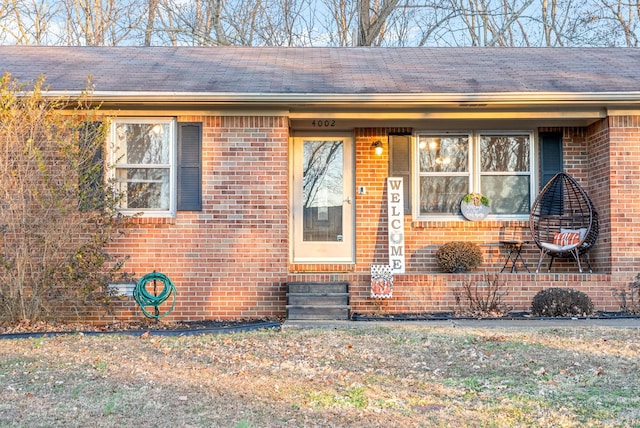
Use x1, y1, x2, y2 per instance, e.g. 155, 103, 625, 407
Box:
0, 324, 638, 427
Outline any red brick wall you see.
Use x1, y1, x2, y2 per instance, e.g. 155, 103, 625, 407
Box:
341, 126, 623, 315
101, 118, 636, 322
351, 273, 616, 314
287, 272, 617, 314
605, 116, 640, 282
351, 127, 601, 276
107, 115, 290, 322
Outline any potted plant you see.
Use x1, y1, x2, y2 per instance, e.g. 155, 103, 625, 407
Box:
460, 192, 490, 221
436, 241, 483, 273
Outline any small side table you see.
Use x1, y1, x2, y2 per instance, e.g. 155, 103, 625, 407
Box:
499, 241, 530, 273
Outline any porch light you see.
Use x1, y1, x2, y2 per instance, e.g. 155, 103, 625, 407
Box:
371, 140, 383, 155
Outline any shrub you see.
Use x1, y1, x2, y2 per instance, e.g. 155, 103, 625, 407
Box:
531, 287, 594, 317
616, 273, 640, 314
436, 241, 483, 273
0, 74, 130, 323
453, 274, 512, 317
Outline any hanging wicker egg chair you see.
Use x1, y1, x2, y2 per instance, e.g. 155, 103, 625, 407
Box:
529, 172, 599, 273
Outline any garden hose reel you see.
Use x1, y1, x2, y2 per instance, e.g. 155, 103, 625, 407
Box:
133, 271, 177, 319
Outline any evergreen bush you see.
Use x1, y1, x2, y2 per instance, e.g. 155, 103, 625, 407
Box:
531, 287, 594, 317
436, 241, 483, 273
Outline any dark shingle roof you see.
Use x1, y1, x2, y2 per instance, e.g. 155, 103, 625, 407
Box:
1, 46, 639, 97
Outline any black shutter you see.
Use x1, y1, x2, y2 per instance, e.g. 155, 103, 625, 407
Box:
177, 122, 202, 211
389, 134, 411, 214
78, 121, 106, 211
540, 132, 563, 189
540, 132, 563, 215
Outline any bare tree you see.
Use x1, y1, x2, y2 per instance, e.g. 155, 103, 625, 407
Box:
145, 0, 158, 45
151, 0, 318, 46
256, 0, 315, 46
538, 0, 600, 46
0, 0, 59, 44
0, 1, 638, 49
357, 0, 400, 45
60, 0, 147, 45
595, 0, 640, 46
444, 0, 535, 46
320, 0, 421, 46
384, 2, 420, 46
151, 0, 230, 45
322, 0, 358, 46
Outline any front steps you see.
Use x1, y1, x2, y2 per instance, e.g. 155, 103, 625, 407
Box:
286, 282, 350, 320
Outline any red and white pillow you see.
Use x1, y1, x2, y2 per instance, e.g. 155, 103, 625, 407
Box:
541, 227, 587, 251
553, 231, 581, 247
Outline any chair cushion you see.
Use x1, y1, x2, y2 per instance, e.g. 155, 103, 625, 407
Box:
541, 231, 581, 252
541, 241, 580, 252
554, 231, 581, 246
561, 228, 588, 240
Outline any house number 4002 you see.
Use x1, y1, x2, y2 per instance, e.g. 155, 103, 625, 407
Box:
311, 120, 336, 127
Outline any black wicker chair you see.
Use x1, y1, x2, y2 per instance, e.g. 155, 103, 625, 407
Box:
529, 172, 599, 273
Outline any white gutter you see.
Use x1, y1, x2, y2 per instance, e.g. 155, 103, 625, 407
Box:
45, 90, 640, 105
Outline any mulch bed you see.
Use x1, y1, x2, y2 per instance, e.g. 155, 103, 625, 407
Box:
351, 311, 640, 321
0, 318, 283, 339
3, 311, 638, 338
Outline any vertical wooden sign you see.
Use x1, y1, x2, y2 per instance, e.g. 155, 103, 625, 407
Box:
387, 177, 405, 273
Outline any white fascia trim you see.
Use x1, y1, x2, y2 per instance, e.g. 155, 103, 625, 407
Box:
45, 91, 640, 105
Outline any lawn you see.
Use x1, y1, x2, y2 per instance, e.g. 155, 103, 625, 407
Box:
1, 323, 638, 427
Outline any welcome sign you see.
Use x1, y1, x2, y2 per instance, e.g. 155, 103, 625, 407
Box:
387, 177, 405, 273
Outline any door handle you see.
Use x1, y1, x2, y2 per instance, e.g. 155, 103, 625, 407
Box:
344, 197, 352, 204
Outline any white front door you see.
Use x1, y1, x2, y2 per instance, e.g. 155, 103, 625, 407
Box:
291, 134, 354, 263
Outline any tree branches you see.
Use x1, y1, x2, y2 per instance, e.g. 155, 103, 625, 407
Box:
0, 1, 638, 46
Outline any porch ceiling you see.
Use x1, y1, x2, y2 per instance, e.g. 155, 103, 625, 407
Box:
91, 97, 615, 129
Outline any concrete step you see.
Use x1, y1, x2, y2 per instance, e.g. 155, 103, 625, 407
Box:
286, 293, 349, 307
286, 305, 350, 320
285, 282, 350, 320
286, 282, 348, 294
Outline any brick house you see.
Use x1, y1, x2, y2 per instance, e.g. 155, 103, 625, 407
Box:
3, 46, 640, 321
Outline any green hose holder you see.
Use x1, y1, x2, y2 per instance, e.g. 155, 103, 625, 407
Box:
133, 271, 177, 319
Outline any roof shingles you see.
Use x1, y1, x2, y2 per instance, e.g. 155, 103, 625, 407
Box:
1, 46, 639, 95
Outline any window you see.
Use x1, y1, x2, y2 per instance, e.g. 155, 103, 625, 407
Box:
110, 119, 175, 215
416, 131, 533, 218
417, 133, 470, 215
109, 119, 202, 216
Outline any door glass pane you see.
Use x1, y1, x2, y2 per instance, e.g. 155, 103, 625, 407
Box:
302, 140, 343, 242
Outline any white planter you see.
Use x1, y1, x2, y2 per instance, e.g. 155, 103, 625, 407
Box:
461, 202, 490, 221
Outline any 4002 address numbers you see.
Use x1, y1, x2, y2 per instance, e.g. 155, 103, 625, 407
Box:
311, 119, 336, 127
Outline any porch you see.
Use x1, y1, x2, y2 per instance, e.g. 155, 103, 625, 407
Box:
286, 271, 617, 317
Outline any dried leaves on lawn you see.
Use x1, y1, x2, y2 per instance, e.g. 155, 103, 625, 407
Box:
1, 325, 639, 427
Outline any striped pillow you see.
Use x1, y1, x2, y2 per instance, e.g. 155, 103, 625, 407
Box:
553, 231, 580, 246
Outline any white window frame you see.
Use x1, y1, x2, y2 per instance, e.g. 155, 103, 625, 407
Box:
413, 130, 535, 221
108, 118, 177, 217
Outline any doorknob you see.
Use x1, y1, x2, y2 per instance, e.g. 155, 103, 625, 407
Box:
344, 197, 352, 204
